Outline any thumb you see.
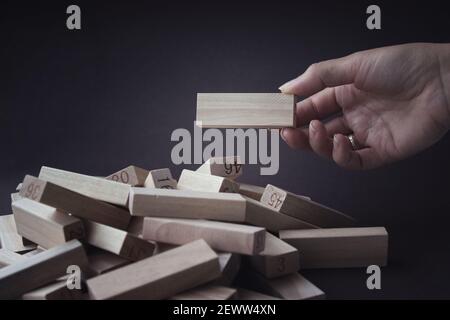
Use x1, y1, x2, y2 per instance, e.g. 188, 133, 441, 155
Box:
279, 53, 361, 97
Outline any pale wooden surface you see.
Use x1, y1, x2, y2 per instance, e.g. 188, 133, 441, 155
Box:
0, 240, 88, 299
144, 168, 177, 189
106, 165, 149, 187
86, 239, 220, 300
238, 183, 265, 201
280, 227, 388, 268
0, 214, 36, 253
22, 247, 45, 257
244, 197, 318, 232
261, 184, 355, 228
11, 192, 21, 202
171, 285, 236, 300
235, 288, 281, 300
143, 218, 265, 255
39, 166, 131, 206
22, 280, 83, 300
196, 93, 296, 128
178, 169, 239, 193
213, 253, 241, 286
84, 220, 154, 261
20, 175, 130, 230
12, 198, 85, 249
0, 249, 26, 268
196, 156, 243, 180
129, 188, 247, 222
245, 232, 299, 278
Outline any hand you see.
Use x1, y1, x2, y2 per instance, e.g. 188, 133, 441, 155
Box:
279, 43, 450, 170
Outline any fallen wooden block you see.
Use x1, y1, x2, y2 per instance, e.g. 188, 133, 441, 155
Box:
87, 248, 130, 276
38, 166, 130, 206
241, 271, 325, 300
130, 188, 247, 222
143, 218, 265, 255
86, 239, 220, 300
20, 175, 130, 230
0, 249, 26, 268
279, 227, 388, 268
84, 220, 155, 261
127, 216, 144, 237
244, 197, 318, 232
196, 156, 243, 180
0, 214, 36, 253
144, 168, 177, 189
177, 169, 239, 193
238, 183, 265, 201
213, 253, 241, 286
235, 288, 281, 300
0, 239, 88, 299
154, 242, 178, 254
22, 247, 46, 257
245, 232, 299, 278
196, 93, 296, 128
106, 165, 149, 187
11, 192, 22, 202
22, 280, 83, 300
171, 285, 236, 300
12, 198, 85, 249
261, 184, 355, 228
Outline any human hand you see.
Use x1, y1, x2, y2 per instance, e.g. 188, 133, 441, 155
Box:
279, 43, 450, 170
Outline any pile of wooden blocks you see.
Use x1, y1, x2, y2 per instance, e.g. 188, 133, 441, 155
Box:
0, 157, 388, 300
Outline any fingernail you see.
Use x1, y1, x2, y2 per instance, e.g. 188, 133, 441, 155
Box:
333, 134, 339, 144
278, 79, 295, 93
280, 128, 287, 140
309, 120, 318, 131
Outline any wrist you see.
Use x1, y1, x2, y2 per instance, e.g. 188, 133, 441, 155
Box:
436, 43, 450, 127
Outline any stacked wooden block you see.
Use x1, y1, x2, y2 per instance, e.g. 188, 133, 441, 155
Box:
0, 157, 388, 300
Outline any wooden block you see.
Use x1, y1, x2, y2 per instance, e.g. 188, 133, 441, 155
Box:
196, 156, 243, 180
12, 198, 85, 249
235, 288, 281, 300
171, 285, 236, 300
0, 239, 88, 299
11, 192, 22, 202
22, 280, 83, 300
87, 248, 130, 275
280, 227, 388, 268
127, 216, 144, 237
143, 218, 265, 255
196, 93, 296, 128
0, 214, 36, 253
16, 183, 23, 191
20, 175, 130, 230
245, 232, 299, 278
241, 271, 324, 300
213, 253, 241, 286
86, 239, 221, 300
0, 249, 26, 267
261, 184, 355, 228
22, 247, 45, 257
144, 168, 177, 189
130, 188, 247, 222
154, 242, 178, 254
238, 183, 265, 201
244, 197, 318, 232
178, 169, 239, 193
106, 165, 149, 187
38, 166, 130, 206
84, 220, 155, 261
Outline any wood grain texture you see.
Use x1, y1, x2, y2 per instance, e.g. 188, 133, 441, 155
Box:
0, 249, 26, 268
213, 253, 241, 286
84, 220, 155, 261
143, 218, 265, 255
171, 285, 236, 300
238, 183, 265, 201
235, 288, 281, 300
245, 232, 299, 278
0, 214, 36, 253
129, 188, 247, 222
12, 198, 85, 249
279, 227, 388, 268
196, 156, 243, 180
86, 239, 220, 300
178, 169, 239, 193
261, 184, 355, 228
196, 93, 296, 128
0, 240, 88, 299
106, 165, 149, 187
144, 168, 177, 189
22, 280, 83, 300
20, 175, 130, 230
244, 197, 318, 232
38, 166, 130, 206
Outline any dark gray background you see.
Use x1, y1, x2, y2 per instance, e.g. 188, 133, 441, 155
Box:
1, 0, 449, 299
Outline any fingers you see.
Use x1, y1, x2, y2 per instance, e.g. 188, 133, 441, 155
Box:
309, 120, 333, 158
281, 127, 310, 150
279, 53, 361, 97
332, 134, 383, 170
